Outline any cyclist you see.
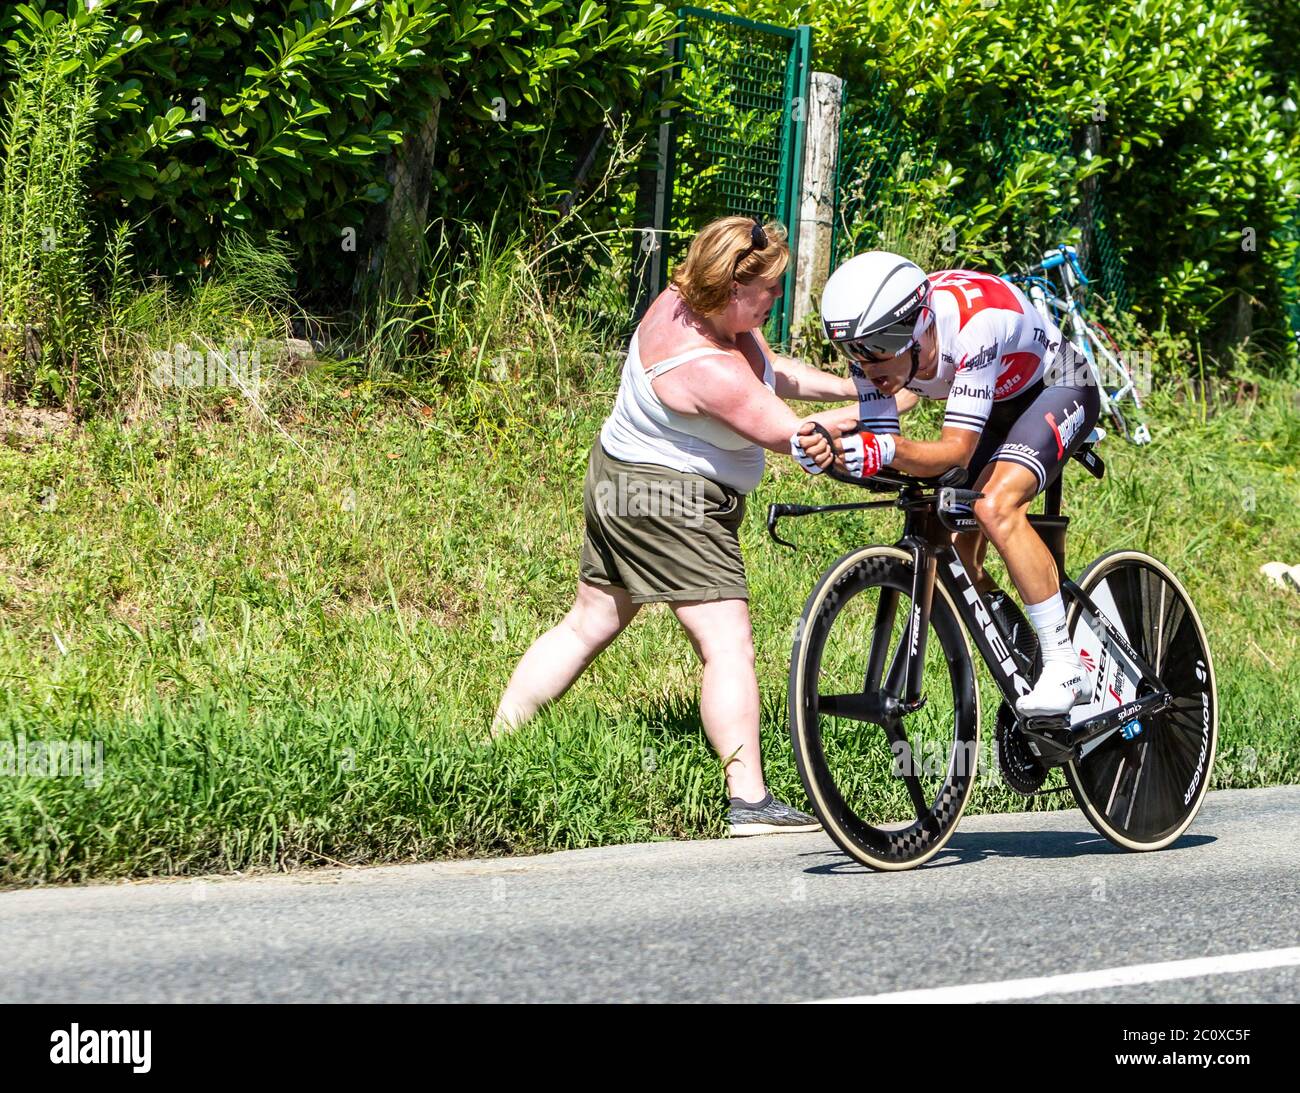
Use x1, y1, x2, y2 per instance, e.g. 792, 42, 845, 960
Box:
793, 251, 1101, 717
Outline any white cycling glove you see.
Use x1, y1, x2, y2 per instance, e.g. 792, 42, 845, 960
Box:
840, 431, 896, 478
790, 429, 825, 474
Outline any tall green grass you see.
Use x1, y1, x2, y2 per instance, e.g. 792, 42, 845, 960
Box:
0, 16, 302, 415
0, 17, 102, 406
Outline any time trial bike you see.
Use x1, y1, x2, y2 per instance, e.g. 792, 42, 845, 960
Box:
769, 429, 1217, 871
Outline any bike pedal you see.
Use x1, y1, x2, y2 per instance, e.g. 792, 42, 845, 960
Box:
1024, 715, 1070, 733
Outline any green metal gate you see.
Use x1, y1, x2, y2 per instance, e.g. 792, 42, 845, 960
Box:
1282, 212, 1300, 351
631, 6, 811, 346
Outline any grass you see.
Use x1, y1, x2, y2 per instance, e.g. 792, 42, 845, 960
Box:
0, 17, 101, 405
1, 357, 1298, 886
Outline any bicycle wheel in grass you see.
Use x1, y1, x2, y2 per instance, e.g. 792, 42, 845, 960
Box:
789, 546, 980, 871
1065, 551, 1218, 851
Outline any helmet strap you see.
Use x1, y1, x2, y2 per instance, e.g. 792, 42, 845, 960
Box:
904, 341, 921, 386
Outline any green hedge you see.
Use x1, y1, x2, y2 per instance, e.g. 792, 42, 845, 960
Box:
730, 0, 1300, 360
0, 0, 677, 298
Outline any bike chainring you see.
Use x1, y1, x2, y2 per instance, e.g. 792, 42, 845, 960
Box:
996, 702, 1050, 795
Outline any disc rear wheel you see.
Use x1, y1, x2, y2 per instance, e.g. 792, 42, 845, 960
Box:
1065, 551, 1218, 850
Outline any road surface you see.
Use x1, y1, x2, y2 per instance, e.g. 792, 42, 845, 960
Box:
2, 786, 1297, 1003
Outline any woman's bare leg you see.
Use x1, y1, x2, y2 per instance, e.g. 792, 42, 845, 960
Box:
669, 597, 766, 802
491, 580, 640, 736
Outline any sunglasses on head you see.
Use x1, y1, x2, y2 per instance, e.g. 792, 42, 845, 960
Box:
732, 219, 768, 278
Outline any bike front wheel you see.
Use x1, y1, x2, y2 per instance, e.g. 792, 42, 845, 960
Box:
789, 545, 981, 871
1065, 550, 1219, 850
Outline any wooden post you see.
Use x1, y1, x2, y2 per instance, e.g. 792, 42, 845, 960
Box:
355, 96, 442, 304
1078, 121, 1102, 279
790, 72, 842, 354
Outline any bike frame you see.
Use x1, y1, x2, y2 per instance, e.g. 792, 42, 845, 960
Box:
769, 461, 1175, 764
905, 513, 1172, 763
1010, 245, 1151, 445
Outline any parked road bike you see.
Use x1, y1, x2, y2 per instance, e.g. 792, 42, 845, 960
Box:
769, 428, 1217, 870
1007, 244, 1151, 445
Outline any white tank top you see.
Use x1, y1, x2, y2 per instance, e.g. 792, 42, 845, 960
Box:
599, 329, 775, 494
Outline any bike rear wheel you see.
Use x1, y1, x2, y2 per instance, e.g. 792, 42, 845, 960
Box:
1065, 551, 1218, 850
789, 546, 980, 870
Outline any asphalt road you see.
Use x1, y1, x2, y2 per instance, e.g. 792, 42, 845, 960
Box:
2, 786, 1297, 1003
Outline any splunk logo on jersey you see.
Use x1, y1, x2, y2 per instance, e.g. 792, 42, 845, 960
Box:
50, 1025, 151, 1073
946, 558, 1032, 697
950, 381, 993, 401
854, 380, 895, 404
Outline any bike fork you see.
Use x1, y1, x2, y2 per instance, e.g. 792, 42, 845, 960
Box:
901, 538, 937, 709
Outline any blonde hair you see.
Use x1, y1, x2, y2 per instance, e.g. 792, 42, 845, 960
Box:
670, 216, 789, 316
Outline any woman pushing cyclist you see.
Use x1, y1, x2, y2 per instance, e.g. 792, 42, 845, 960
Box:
494, 216, 860, 835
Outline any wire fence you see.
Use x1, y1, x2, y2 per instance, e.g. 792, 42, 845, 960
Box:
631, 6, 809, 344
832, 74, 1131, 312
1282, 212, 1300, 348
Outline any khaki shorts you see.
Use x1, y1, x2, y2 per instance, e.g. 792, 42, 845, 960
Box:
579, 441, 749, 604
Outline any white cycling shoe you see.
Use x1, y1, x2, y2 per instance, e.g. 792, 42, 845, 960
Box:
1016, 659, 1086, 718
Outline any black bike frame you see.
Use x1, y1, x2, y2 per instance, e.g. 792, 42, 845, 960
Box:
767, 444, 1174, 762
894, 485, 1174, 762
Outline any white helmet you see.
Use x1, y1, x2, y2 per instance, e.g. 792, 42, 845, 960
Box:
821, 250, 934, 362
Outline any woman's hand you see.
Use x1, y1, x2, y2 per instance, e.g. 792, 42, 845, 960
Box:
790, 405, 867, 474
790, 420, 835, 473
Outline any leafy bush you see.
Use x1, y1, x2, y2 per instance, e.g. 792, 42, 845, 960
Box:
729, 0, 1300, 366
0, 0, 678, 302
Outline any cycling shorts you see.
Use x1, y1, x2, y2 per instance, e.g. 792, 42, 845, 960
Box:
964, 349, 1101, 494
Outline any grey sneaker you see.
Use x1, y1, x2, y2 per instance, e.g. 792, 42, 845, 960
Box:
727, 792, 822, 837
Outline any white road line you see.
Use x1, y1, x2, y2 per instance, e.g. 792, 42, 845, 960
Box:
806, 947, 1300, 1004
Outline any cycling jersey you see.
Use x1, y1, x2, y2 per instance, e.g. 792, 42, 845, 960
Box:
855, 269, 1066, 436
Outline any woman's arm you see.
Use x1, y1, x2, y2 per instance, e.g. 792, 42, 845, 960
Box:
771, 354, 857, 401
683, 354, 808, 454
750, 327, 855, 402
